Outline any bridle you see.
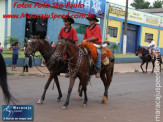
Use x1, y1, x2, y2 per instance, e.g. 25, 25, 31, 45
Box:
53, 40, 68, 59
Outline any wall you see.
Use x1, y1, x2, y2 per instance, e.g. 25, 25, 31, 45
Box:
140, 26, 159, 47
0, 0, 6, 47
159, 30, 163, 48
10, 0, 104, 45
107, 19, 121, 43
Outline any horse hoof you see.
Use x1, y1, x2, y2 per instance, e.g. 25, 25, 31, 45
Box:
37, 100, 43, 104
101, 96, 108, 104
83, 104, 87, 107
56, 99, 61, 102
76, 96, 81, 101
62, 106, 67, 110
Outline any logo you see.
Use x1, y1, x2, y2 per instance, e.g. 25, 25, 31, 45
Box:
2, 105, 33, 121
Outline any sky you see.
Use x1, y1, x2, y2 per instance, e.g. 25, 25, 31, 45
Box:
106, 0, 156, 8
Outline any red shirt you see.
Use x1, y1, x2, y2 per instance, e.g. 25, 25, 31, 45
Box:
83, 24, 102, 43
59, 27, 78, 41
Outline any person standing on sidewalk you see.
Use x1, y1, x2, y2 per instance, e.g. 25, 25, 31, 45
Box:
82, 14, 102, 78
41, 36, 50, 66
9, 42, 20, 71
23, 40, 31, 72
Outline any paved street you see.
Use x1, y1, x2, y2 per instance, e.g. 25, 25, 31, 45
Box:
0, 73, 163, 122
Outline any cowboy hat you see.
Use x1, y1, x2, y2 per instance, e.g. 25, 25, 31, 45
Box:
86, 14, 99, 22
62, 16, 74, 24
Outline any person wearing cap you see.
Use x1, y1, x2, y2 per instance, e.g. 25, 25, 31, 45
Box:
83, 14, 102, 78
58, 16, 78, 44
147, 37, 156, 60
58, 16, 78, 78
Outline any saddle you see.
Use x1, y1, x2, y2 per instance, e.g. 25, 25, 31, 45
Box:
78, 42, 114, 66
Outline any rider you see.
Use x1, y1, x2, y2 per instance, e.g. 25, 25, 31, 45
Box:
147, 37, 156, 60
58, 16, 78, 77
58, 16, 78, 44
83, 14, 102, 78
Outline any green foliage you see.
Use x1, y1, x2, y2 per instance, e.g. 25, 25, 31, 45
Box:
152, 0, 163, 8
109, 43, 119, 54
131, 0, 150, 9
5, 36, 20, 46
131, 0, 163, 9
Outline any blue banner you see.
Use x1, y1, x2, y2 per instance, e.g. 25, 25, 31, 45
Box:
28, 0, 105, 16
2, 105, 33, 121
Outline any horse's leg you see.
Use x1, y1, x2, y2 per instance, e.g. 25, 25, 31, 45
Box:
146, 62, 148, 73
82, 84, 88, 107
77, 82, 82, 101
54, 75, 62, 102
140, 61, 145, 73
62, 76, 75, 109
151, 60, 155, 73
100, 71, 108, 103
37, 74, 53, 104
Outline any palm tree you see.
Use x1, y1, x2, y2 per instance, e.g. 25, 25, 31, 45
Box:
109, 43, 119, 54
5, 36, 20, 46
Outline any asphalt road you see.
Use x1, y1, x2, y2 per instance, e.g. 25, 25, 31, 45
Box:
0, 73, 163, 122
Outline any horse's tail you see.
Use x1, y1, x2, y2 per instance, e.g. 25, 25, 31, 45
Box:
157, 54, 162, 64
0, 53, 13, 104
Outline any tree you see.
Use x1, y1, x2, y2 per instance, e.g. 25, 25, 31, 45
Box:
109, 43, 119, 54
5, 36, 20, 46
131, 0, 150, 9
152, 0, 163, 8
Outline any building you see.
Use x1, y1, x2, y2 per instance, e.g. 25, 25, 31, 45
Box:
106, 2, 163, 55
0, 0, 105, 47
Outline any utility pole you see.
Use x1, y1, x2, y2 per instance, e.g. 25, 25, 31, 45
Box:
123, 0, 128, 54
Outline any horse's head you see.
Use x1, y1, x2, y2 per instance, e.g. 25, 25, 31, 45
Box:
136, 45, 143, 58
53, 39, 68, 60
25, 35, 41, 57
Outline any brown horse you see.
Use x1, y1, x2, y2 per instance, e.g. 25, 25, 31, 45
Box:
25, 36, 65, 104
54, 39, 115, 109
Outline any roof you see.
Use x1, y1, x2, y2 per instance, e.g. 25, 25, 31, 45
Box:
140, 8, 163, 13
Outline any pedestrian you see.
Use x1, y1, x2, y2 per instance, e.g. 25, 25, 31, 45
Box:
82, 14, 102, 78
41, 35, 50, 66
0, 43, 4, 53
9, 42, 20, 71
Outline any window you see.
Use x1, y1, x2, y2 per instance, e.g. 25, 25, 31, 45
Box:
145, 33, 153, 42
25, 14, 48, 39
72, 23, 87, 35
108, 26, 118, 38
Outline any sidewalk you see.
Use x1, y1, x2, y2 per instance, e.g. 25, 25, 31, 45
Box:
7, 63, 160, 77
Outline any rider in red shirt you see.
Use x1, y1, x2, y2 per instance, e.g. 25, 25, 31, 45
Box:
83, 14, 102, 78
58, 16, 78, 44
58, 16, 78, 77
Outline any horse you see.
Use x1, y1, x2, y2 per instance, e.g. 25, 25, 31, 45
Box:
0, 53, 13, 104
54, 39, 115, 109
136, 46, 162, 73
25, 36, 64, 104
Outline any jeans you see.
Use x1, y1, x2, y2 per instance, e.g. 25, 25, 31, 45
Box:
96, 48, 101, 69
149, 48, 156, 59
24, 57, 29, 66
12, 54, 18, 65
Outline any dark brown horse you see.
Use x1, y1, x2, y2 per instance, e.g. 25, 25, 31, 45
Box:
136, 46, 162, 73
0, 53, 14, 104
25, 36, 65, 104
54, 39, 114, 109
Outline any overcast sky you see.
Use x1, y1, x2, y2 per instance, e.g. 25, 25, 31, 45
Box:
107, 0, 156, 8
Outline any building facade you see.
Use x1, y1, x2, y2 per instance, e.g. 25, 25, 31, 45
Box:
0, 0, 105, 47
106, 2, 163, 55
